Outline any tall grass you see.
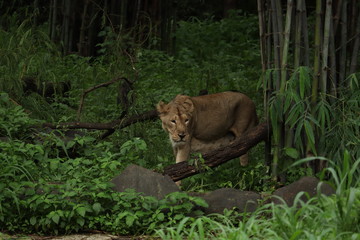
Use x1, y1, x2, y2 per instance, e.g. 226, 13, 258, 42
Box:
156, 155, 360, 240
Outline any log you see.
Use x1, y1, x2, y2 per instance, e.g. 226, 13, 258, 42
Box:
163, 122, 271, 182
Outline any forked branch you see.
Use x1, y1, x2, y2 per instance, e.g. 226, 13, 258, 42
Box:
76, 77, 127, 121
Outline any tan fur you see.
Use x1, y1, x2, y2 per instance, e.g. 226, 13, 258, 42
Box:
157, 91, 258, 167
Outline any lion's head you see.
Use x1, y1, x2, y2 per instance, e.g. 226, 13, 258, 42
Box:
156, 95, 194, 146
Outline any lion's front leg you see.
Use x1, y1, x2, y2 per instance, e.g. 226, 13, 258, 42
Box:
175, 144, 191, 164
173, 144, 190, 186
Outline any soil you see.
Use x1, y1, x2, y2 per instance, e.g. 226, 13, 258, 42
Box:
0, 232, 156, 240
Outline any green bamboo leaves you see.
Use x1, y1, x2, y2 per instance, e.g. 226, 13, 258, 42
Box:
259, 0, 360, 178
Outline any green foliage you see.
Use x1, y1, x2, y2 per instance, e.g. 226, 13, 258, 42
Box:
174, 12, 260, 94
268, 67, 320, 156
0, 95, 209, 235
0, 134, 207, 235
267, 67, 360, 178
0, 92, 39, 139
183, 160, 274, 193
0, 21, 59, 97
323, 75, 360, 160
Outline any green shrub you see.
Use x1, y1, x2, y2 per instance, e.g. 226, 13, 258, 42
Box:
0, 93, 39, 139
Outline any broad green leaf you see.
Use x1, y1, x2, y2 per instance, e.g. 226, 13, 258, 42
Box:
284, 93, 292, 113
66, 141, 76, 149
76, 217, 85, 227
294, 121, 304, 146
76, 206, 86, 217
156, 212, 165, 221
174, 214, 185, 220
284, 147, 299, 159
299, 67, 308, 99
290, 229, 303, 240
30, 216, 36, 225
50, 160, 59, 171
92, 203, 101, 214
286, 104, 301, 127
192, 197, 209, 208
52, 214, 60, 224
304, 120, 315, 145
126, 215, 135, 226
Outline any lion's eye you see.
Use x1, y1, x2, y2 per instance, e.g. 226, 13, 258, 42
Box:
171, 120, 176, 124
185, 119, 189, 123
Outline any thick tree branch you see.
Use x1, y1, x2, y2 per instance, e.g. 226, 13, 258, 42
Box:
163, 122, 271, 182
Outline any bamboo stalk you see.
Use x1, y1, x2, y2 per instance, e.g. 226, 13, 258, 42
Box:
171, 0, 177, 55
294, 0, 303, 68
62, 0, 71, 54
282, 0, 294, 169
275, 0, 284, 53
50, 0, 58, 42
350, 0, 357, 37
321, 0, 332, 94
33, 0, 39, 26
349, 7, 360, 75
301, 0, 310, 66
339, 0, 348, 84
329, 19, 338, 96
333, 0, 343, 34
258, 0, 267, 73
311, 0, 322, 107
280, 0, 293, 93
79, 0, 89, 55
270, 0, 281, 90
258, 0, 272, 167
120, 0, 128, 32
307, 0, 322, 160
266, 0, 272, 70
269, 0, 283, 179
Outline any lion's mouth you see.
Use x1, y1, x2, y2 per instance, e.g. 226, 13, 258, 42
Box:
171, 139, 187, 146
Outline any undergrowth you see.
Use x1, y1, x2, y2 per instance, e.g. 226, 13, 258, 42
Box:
0, 11, 359, 238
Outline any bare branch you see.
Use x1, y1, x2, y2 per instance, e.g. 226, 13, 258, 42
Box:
76, 77, 126, 121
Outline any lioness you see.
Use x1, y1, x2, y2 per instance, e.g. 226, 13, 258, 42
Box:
157, 91, 258, 166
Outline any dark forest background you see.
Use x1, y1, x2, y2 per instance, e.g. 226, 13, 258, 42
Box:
1, 0, 258, 56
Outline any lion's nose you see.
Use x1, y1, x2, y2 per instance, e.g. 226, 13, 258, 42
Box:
178, 133, 186, 140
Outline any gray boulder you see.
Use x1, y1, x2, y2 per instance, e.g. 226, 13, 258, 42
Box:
111, 164, 180, 199
201, 188, 261, 214
271, 176, 335, 206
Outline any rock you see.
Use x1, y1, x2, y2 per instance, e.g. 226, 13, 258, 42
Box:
111, 164, 180, 199
271, 176, 335, 206
200, 188, 261, 214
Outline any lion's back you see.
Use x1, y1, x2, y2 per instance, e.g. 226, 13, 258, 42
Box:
190, 92, 256, 140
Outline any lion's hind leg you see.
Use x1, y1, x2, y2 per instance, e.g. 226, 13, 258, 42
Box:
229, 120, 255, 167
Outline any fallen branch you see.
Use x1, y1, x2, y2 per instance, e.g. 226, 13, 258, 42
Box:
43, 109, 158, 130
163, 122, 271, 182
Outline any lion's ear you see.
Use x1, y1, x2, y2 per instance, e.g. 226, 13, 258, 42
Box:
183, 98, 194, 113
156, 101, 168, 115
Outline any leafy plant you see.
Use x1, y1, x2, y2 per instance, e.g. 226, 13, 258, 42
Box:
0, 93, 39, 139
